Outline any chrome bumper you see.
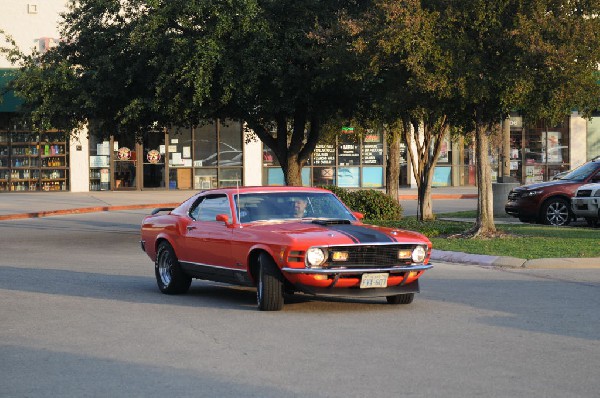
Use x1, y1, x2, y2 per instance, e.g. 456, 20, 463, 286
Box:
281, 264, 433, 275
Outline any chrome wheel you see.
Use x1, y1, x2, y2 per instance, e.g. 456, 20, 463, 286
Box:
158, 249, 173, 286
155, 242, 191, 295
542, 199, 570, 226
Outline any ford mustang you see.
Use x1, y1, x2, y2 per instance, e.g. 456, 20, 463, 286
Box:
140, 186, 433, 311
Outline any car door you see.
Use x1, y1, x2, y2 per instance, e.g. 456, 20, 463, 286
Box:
177, 194, 239, 283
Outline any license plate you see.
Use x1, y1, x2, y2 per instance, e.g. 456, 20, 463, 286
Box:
360, 273, 389, 289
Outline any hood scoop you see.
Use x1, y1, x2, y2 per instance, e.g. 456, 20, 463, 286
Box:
312, 219, 351, 225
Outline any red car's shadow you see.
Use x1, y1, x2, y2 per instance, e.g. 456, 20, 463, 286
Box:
186, 281, 408, 312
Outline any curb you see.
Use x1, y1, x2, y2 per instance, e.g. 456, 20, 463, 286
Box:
0, 203, 179, 221
431, 249, 600, 269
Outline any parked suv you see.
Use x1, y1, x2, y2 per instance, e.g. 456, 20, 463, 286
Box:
572, 183, 600, 227
505, 158, 600, 226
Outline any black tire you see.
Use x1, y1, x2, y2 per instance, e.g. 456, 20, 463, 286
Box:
257, 253, 284, 311
155, 241, 192, 295
386, 293, 414, 305
540, 198, 571, 226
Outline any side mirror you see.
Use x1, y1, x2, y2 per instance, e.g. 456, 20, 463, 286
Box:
215, 214, 232, 227
352, 212, 364, 220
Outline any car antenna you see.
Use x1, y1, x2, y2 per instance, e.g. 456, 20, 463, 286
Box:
236, 181, 242, 227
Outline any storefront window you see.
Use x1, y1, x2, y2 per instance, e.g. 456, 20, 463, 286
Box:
432, 135, 454, 187
194, 168, 217, 189
194, 122, 218, 167
89, 135, 110, 191
523, 122, 570, 183
113, 135, 137, 189
142, 130, 165, 188
219, 120, 243, 167
219, 168, 243, 187
312, 143, 336, 186
337, 166, 360, 187
168, 127, 193, 189
362, 167, 383, 187
0, 130, 69, 192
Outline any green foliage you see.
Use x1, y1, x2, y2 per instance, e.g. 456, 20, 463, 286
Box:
321, 186, 403, 221
372, 216, 600, 259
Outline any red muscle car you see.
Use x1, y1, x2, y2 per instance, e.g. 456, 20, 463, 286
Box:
140, 186, 433, 311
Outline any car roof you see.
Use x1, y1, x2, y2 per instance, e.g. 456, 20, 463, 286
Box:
200, 186, 333, 195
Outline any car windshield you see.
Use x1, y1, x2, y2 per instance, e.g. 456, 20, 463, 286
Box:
557, 162, 599, 181
234, 192, 355, 222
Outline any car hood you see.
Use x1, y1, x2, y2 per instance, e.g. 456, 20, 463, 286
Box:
244, 220, 430, 246
514, 179, 580, 191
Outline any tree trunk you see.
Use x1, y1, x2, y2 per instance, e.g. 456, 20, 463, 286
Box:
403, 117, 446, 221
386, 129, 401, 202
419, 166, 434, 220
284, 154, 303, 186
472, 124, 496, 235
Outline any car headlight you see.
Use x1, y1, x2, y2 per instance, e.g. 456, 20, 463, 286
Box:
306, 248, 327, 268
522, 190, 542, 197
411, 246, 427, 263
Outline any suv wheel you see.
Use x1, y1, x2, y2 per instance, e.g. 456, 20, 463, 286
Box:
540, 198, 571, 226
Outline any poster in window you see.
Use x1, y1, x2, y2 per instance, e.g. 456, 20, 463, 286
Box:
313, 144, 335, 166
338, 140, 360, 166
337, 167, 359, 187
361, 131, 383, 165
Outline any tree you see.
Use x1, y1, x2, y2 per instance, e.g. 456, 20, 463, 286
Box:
2, 0, 374, 186
433, 0, 600, 236
348, 0, 454, 219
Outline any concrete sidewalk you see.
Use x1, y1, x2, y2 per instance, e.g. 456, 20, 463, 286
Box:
0, 186, 476, 219
0, 187, 597, 269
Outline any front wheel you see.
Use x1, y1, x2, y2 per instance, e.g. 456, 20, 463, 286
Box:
540, 198, 571, 226
155, 242, 192, 294
386, 293, 414, 305
257, 253, 284, 311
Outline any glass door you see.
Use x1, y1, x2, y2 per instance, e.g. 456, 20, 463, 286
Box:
113, 135, 137, 190
142, 130, 165, 189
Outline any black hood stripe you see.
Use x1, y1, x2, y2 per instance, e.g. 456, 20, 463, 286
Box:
325, 224, 395, 243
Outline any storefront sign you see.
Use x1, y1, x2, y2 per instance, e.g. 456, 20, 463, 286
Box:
313, 144, 335, 165
147, 149, 161, 164
117, 147, 131, 160
361, 142, 383, 165
510, 117, 523, 128
90, 155, 109, 168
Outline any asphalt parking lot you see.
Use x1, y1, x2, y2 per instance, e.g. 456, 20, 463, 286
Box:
1, 210, 599, 397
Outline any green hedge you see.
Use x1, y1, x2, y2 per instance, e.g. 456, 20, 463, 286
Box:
320, 185, 403, 221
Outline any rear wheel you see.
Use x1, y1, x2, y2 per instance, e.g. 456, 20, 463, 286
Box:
386, 293, 414, 305
155, 241, 192, 294
540, 198, 571, 226
257, 253, 284, 311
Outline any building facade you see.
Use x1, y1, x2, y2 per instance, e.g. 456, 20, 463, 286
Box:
1, 0, 599, 192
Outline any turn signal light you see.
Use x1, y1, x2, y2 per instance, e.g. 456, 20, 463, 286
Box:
397, 249, 412, 259
331, 251, 349, 261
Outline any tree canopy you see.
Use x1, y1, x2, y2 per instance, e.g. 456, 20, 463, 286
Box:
3, 0, 372, 185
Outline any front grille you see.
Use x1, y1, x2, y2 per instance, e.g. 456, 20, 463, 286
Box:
576, 190, 592, 197
508, 191, 521, 200
327, 244, 418, 267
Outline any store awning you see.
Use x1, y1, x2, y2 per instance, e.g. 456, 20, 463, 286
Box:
0, 68, 23, 113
